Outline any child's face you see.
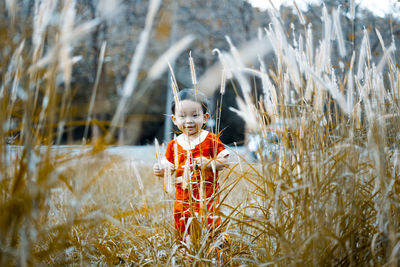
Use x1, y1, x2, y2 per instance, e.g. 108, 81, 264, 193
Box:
171, 100, 209, 136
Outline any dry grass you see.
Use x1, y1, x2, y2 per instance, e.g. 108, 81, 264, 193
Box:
47, 154, 264, 266
1, 1, 400, 266
220, 5, 400, 266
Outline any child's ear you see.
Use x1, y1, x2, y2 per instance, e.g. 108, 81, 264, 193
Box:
203, 113, 210, 122
171, 115, 177, 125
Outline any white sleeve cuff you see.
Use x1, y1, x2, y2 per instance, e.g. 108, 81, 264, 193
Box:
161, 157, 175, 168
217, 149, 230, 158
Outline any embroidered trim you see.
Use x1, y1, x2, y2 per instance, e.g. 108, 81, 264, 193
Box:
176, 130, 209, 150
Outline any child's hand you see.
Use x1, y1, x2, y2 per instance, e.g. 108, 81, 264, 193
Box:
193, 156, 212, 170
153, 163, 164, 177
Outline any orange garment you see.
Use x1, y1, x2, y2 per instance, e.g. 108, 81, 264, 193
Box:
165, 131, 227, 235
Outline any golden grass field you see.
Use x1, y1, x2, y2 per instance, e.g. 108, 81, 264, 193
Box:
1, 0, 400, 266
3, 147, 261, 265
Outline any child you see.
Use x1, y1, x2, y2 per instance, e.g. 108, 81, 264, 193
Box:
153, 88, 230, 247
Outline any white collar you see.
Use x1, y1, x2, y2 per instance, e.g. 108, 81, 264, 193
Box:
176, 130, 209, 150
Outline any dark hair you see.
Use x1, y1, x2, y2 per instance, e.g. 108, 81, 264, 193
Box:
171, 88, 209, 114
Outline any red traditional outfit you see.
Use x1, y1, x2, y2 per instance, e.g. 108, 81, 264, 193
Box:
164, 130, 229, 236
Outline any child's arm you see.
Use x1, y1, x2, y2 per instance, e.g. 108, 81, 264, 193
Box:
215, 151, 230, 170
194, 151, 230, 171
153, 160, 175, 177
153, 163, 164, 177
154, 139, 176, 177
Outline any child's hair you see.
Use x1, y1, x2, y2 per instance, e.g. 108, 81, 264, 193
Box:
171, 88, 210, 114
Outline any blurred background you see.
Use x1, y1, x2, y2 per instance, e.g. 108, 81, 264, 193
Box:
2, 0, 399, 146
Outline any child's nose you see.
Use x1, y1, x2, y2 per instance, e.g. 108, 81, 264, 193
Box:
185, 116, 194, 123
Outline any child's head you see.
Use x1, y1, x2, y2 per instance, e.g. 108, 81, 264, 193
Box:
171, 88, 209, 114
171, 88, 210, 136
